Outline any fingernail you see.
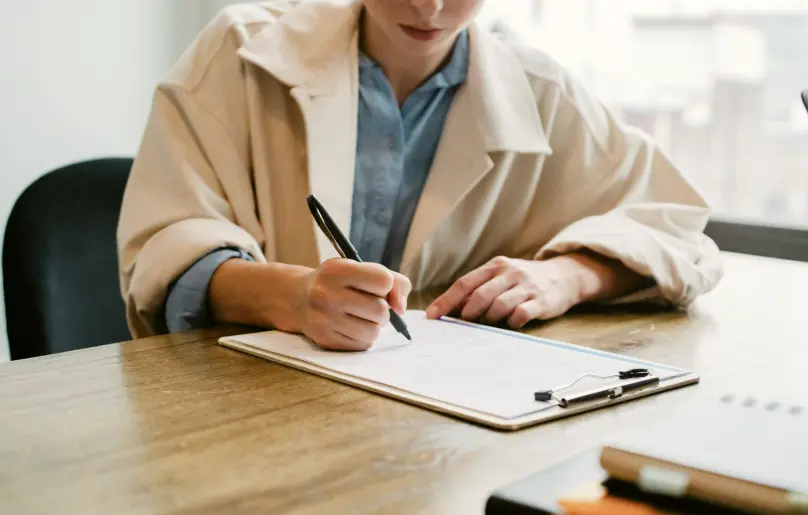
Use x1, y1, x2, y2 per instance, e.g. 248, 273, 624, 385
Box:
400, 294, 408, 312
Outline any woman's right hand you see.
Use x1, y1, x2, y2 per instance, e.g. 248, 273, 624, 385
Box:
294, 259, 412, 351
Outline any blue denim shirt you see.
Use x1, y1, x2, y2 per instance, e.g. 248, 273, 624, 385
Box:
164, 31, 470, 332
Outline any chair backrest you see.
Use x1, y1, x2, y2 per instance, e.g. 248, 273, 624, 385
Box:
3, 158, 133, 360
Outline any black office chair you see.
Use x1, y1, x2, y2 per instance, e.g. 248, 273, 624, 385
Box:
3, 158, 133, 360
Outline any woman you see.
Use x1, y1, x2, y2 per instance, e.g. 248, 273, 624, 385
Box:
117, 0, 722, 350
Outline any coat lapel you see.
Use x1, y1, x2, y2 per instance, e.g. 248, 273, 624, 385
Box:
400, 26, 553, 273
238, 0, 362, 263
289, 60, 359, 263
399, 86, 492, 274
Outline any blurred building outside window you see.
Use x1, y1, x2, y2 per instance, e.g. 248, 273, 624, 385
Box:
478, 0, 808, 228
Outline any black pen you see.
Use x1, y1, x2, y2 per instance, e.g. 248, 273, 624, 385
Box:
306, 195, 412, 341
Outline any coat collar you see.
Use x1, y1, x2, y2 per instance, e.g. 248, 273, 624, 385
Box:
238, 0, 361, 96
238, 0, 552, 155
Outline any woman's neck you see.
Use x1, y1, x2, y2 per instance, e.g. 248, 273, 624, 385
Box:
360, 13, 456, 105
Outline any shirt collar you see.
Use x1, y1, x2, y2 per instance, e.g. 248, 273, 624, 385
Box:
357, 29, 470, 92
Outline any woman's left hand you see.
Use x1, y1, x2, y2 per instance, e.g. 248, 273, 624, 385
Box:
425, 253, 643, 328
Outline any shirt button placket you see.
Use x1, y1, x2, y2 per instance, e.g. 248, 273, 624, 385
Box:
375, 208, 392, 225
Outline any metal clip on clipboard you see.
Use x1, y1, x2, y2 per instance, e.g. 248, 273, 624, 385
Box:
534, 369, 660, 408
556, 375, 660, 408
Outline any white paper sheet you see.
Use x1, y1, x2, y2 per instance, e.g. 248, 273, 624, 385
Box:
223, 311, 689, 420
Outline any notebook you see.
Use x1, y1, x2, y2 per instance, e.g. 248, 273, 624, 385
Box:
486, 448, 759, 514
218, 311, 699, 431
600, 394, 808, 513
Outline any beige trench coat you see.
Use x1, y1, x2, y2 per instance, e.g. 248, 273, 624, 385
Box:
117, 0, 723, 338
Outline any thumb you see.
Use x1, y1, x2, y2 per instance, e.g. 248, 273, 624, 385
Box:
386, 273, 412, 315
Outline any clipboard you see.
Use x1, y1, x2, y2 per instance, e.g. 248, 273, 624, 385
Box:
218, 312, 699, 431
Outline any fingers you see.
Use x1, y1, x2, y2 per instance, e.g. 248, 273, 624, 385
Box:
304, 310, 384, 352
337, 313, 383, 346
426, 266, 495, 319
425, 255, 582, 329
387, 272, 412, 315
305, 260, 410, 351
505, 293, 570, 329
459, 274, 519, 321
306, 311, 385, 351
506, 299, 544, 329
323, 260, 395, 297
320, 329, 374, 352
301, 307, 374, 351
482, 286, 534, 324
319, 261, 408, 318
340, 289, 391, 325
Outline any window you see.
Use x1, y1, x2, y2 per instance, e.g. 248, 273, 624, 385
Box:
478, 0, 808, 229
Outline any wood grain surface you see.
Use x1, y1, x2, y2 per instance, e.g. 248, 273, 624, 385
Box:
1, 252, 805, 515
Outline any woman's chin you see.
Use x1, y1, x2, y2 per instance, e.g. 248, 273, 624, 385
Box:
393, 31, 453, 58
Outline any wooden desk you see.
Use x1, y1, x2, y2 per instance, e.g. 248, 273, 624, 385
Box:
1, 252, 805, 515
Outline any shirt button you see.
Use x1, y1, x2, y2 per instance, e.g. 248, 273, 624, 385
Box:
373, 175, 386, 189
387, 136, 397, 150
375, 209, 391, 225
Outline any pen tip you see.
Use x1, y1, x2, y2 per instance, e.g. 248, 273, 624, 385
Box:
403, 328, 412, 341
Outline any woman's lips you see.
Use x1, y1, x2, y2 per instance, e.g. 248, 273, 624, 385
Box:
400, 24, 444, 42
